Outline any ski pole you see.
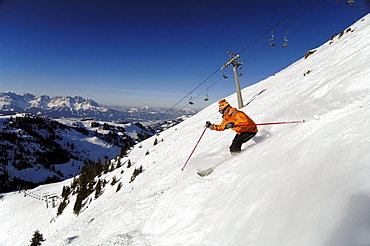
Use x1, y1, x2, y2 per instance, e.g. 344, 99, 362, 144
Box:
181, 126, 207, 171
237, 120, 305, 127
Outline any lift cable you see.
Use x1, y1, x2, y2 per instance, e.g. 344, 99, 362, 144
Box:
156, 69, 220, 120
285, 0, 332, 33
237, 0, 315, 55
158, 0, 340, 121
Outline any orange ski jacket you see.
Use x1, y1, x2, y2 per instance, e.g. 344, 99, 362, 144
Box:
212, 107, 258, 134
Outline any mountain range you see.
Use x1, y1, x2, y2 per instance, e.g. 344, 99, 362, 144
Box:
0, 92, 197, 121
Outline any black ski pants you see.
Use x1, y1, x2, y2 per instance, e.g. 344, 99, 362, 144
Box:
229, 131, 257, 154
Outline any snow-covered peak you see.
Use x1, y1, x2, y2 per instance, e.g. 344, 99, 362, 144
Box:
0, 93, 196, 121
0, 92, 33, 111
48, 96, 100, 110
29, 95, 51, 108
0, 93, 101, 112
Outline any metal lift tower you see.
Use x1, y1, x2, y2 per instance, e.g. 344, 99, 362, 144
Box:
221, 51, 244, 109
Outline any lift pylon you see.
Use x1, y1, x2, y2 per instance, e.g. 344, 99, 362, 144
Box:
221, 51, 244, 109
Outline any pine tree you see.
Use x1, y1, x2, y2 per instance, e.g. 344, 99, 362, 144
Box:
95, 179, 102, 199
129, 165, 143, 183
116, 182, 123, 192
116, 160, 122, 169
119, 145, 127, 158
111, 176, 117, 186
73, 195, 83, 215
61, 185, 71, 200
57, 199, 67, 216
30, 230, 45, 246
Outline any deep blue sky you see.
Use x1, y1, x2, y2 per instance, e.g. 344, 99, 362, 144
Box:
0, 0, 368, 109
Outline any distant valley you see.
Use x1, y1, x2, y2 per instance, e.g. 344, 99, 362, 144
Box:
0, 92, 195, 193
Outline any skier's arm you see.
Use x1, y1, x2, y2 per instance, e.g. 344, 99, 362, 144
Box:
212, 118, 228, 131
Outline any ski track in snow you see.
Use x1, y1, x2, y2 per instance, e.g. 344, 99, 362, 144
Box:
1, 13, 370, 246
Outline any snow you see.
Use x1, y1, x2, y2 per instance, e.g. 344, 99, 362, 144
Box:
0, 94, 100, 113
1, 14, 370, 246
0, 114, 122, 182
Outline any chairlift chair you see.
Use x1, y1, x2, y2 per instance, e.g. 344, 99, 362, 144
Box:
282, 30, 289, 48
189, 96, 194, 105
204, 90, 209, 101
347, 0, 354, 5
268, 29, 276, 47
238, 66, 244, 76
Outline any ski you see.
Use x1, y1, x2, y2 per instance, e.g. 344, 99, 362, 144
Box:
197, 166, 216, 177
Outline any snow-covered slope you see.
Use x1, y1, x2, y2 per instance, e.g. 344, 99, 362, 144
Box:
0, 114, 158, 192
1, 14, 370, 246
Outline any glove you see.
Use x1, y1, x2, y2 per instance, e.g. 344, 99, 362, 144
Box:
205, 121, 214, 129
225, 122, 236, 129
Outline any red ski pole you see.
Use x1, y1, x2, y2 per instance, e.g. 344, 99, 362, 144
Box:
237, 120, 305, 127
182, 126, 207, 171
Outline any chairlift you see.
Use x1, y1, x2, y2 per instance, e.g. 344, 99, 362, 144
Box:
204, 90, 209, 101
347, 0, 354, 5
238, 66, 244, 76
336, 0, 342, 2
282, 30, 289, 48
222, 70, 228, 79
268, 29, 276, 47
361, 4, 365, 11
189, 96, 194, 105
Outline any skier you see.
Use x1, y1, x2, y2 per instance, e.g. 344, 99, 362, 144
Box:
206, 99, 258, 154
